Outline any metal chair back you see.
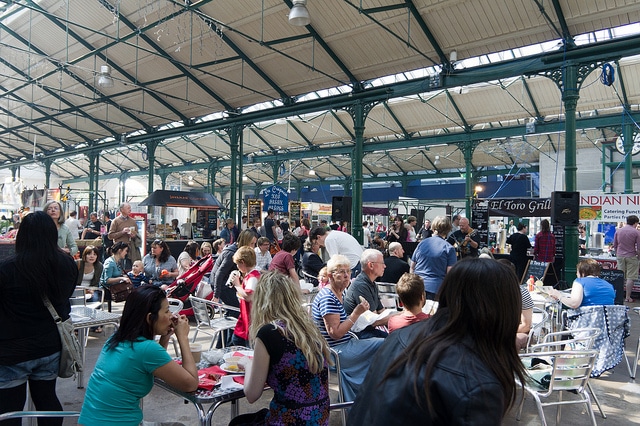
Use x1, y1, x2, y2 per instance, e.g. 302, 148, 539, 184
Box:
189, 296, 239, 350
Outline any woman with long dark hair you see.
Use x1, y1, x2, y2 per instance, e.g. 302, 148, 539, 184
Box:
349, 258, 527, 425
0, 211, 77, 426
142, 239, 178, 288
79, 286, 198, 425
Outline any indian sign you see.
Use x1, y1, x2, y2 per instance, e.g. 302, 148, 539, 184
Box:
579, 194, 640, 221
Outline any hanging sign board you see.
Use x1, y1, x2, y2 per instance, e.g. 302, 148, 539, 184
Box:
485, 198, 551, 217
263, 185, 288, 213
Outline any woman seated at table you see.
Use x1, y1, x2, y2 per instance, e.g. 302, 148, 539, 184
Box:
549, 258, 615, 309
302, 238, 325, 279
100, 242, 133, 301
348, 258, 527, 424
79, 286, 198, 426
78, 245, 104, 331
239, 271, 330, 425
143, 239, 179, 289
311, 254, 384, 402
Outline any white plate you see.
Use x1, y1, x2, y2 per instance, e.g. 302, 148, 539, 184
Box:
223, 350, 254, 361
220, 363, 245, 374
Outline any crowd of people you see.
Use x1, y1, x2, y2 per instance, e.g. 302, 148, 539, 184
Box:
3, 201, 635, 426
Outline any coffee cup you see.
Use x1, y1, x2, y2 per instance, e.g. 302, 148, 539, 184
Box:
190, 344, 202, 363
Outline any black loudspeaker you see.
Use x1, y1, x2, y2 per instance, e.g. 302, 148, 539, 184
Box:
410, 209, 426, 226
332, 196, 352, 222
551, 191, 580, 225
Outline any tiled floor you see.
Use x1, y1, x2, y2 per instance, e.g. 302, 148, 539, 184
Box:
50, 301, 640, 425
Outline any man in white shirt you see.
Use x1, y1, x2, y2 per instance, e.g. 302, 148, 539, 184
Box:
310, 226, 364, 277
363, 221, 372, 248
65, 211, 82, 238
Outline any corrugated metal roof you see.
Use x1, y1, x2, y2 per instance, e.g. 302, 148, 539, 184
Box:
0, 0, 638, 191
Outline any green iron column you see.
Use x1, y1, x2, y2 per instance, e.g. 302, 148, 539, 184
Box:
43, 159, 52, 190
237, 127, 244, 225
461, 141, 477, 218
146, 141, 157, 214
87, 151, 98, 213
228, 125, 240, 221
345, 101, 376, 245
545, 61, 600, 282
207, 163, 219, 195
623, 122, 634, 193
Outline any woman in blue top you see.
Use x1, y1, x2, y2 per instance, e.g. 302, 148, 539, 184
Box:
550, 258, 615, 308
143, 239, 179, 289
79, 286, 198, 426
100, 241, 133, 302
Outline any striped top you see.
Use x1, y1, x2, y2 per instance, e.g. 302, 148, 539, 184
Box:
311, 287, 352, 347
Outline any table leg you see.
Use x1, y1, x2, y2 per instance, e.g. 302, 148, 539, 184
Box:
77, 328, 87, 389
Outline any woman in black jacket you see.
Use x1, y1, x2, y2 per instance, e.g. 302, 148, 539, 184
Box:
0, 211, 77, 425
349, 258, 526, 425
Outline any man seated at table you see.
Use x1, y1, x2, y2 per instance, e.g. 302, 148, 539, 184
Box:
387, 273, 429, 333
379, 242, 410, 283
343, 249, 390, 339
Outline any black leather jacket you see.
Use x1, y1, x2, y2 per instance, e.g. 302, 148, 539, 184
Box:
348, 313, 505, 425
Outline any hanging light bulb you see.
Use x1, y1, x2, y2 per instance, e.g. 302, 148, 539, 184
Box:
97, 65, 114, 88
289, 0, 310, 26
434, 155, 441, 166
308, 168, 316, 176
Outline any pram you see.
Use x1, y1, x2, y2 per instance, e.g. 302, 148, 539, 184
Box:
165, 254, 215, 316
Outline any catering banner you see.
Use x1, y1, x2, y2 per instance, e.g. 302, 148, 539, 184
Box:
579, 194, 640, 221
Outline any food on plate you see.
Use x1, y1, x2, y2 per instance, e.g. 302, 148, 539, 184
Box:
579, 208, 597, 220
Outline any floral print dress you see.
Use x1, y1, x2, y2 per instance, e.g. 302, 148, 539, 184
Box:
257, 321, 330, 425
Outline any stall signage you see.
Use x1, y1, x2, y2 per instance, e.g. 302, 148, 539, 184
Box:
263, 185, 288, 213
247, 199, 262, 224
486, 198, 551, 217
579, 194, 640, 221
289, 201, 302, 222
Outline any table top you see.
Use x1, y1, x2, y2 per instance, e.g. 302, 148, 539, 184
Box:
70, 306, 122, 328
154, 346, 251, 405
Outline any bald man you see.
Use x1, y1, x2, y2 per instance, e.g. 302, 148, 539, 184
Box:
446, 217, 480, 258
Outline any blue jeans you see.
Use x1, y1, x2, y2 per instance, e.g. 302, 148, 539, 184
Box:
332, 337, 384, 402
0, 352, 60, 389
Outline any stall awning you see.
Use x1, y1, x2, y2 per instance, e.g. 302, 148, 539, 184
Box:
138, 190, 223, 209
363, 206, 390, 216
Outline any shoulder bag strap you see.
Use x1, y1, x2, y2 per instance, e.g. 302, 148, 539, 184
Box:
41, 294, 63, 324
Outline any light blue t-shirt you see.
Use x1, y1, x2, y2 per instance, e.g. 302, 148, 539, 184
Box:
79, 337, 172, 426
411, 236, 457, 294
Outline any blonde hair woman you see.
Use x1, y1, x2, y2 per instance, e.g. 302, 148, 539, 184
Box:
239, 271, 331, 425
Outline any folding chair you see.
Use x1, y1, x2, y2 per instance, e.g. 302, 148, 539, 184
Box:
525, 306, 550, 350
376, 281, 400, 310
518, 350, 599, 426
527, 327, 605, 419
189, 296, 239, 350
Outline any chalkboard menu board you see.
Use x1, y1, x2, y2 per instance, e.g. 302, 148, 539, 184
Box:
599, 268, 625, 305
247, 199, 262, 226
523, 260, 550, 281
553, 225, 564, 260
471, 206, 489, 249
289, 201, 302, 222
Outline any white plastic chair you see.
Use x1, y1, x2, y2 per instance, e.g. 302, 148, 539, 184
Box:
167, 297, 184, 314
376, 281, 400, 310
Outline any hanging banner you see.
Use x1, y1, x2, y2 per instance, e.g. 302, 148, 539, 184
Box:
263, 185, 288, 213
579, 194, 640, 221
289, 201, 302, 222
